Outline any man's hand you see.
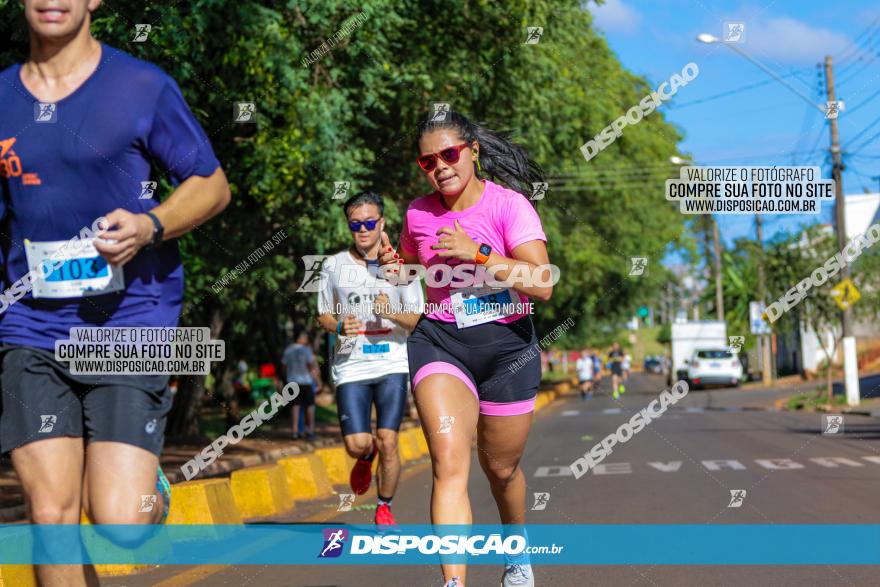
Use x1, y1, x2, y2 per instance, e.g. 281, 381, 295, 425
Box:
373, 292, 393, 319
340, 314, 363, 336
93, 209, 154, 266
431, 220, 479, 261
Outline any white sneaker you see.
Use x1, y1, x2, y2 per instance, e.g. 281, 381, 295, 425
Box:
501, 563, 534, 586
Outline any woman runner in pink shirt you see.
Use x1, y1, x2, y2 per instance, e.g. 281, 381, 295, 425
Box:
379, 110, 552, 587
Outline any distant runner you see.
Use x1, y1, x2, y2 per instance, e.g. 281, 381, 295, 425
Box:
608, 342, 626, 399
316, 191, 424, 529
576, 349, 594, 400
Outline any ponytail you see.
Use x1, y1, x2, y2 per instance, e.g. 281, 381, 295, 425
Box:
416, 110, 544, 201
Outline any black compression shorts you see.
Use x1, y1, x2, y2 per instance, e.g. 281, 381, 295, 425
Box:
407, 315, 540, 416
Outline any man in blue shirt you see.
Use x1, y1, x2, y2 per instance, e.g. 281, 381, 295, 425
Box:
282, 331, 322, 440
0, 2, 230, 584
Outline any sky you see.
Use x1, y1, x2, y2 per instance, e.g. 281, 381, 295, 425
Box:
584, 0, 880, 247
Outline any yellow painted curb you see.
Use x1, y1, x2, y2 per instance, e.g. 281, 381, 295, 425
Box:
167, 478, 242, 525
230, 464, 293, 519
414, 427, 429, 456
535, 394, 549, 411
0, 565, 37, 587
398, 428, 422, 463
314, 446, 352, 487
279, 453, 334, 501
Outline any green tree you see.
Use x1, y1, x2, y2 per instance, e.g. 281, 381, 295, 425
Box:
0, 0, 690, 437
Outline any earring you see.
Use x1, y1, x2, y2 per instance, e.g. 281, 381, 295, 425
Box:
475, 157, 482, 175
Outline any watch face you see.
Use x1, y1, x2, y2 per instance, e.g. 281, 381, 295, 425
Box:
479, 244, 492, 256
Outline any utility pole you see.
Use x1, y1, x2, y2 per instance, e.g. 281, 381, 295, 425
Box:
712, 218, 724, 321
825, 55, 860, 406
755, 214, 773, 385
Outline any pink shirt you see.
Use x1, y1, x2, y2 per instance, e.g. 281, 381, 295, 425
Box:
400, 179, 547, 323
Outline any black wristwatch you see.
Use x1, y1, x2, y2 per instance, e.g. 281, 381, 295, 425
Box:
142, 212, 164, 250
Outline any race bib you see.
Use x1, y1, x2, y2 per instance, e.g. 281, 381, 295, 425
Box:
24, 238, 124, 299
451, 285, 516, 329
353, 340, 391, 361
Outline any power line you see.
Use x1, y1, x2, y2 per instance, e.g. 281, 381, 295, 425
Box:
849, 125, 880, 154
669, 68, 815, 110
836, 18, 880, 66
842, 112, 880, 150
844, 85, 880, 115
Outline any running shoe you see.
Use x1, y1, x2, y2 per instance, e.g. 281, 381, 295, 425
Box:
374, 503, 401, 532
501, 563, 534, 586
350, 444, 378, 495
155, 466, 172, 524
619, 383, 626, 395
443, 577, 463, 587
612, 389, 620, 400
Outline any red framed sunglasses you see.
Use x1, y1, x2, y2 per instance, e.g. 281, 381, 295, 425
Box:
416, 143, 471, 172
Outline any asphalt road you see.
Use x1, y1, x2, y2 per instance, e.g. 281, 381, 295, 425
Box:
123, 373, 880, 587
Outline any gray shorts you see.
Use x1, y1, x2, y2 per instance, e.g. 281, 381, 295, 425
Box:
0, 345, 172, 456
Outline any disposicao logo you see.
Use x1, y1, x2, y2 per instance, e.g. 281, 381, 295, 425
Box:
319, 528, 348, 558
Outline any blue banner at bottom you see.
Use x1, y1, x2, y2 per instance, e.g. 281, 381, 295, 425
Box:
1, 524, 878, 565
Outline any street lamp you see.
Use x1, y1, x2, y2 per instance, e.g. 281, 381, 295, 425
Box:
695, 33, 824, 113
696, 32, 859, 403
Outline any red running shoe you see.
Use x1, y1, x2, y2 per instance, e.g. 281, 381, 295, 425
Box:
349, 445, 377, 495
374, 503, 399, 530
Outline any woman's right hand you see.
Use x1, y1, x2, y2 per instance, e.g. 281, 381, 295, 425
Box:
378, 231, 398, 267
340, 314, 363, 336
378, 231, 407, 284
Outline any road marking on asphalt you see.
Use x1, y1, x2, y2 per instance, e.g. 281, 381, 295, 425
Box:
534, 455, 880, 477
562, 410, 580, 416
647, 461, 683, 472
602, 408, 621, 414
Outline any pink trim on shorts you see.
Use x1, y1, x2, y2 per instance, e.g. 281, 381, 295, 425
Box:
413, 362, 479, 401
479, 397, 536, 416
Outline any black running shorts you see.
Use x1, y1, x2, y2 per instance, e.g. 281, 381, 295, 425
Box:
0, 345, 171, 456
407, 315, 541, 416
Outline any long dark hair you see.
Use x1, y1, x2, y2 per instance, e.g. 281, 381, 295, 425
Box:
416, 110, 544, 200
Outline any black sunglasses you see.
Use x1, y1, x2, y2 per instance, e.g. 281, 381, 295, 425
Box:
348, 218, 381, 232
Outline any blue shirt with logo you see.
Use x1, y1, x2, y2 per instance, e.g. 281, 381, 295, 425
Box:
0, 44, 220, 350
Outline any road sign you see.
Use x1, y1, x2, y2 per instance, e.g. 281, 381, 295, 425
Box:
749, 301, 771, 334
830, 278, 860, 310
637, 306, 649, 318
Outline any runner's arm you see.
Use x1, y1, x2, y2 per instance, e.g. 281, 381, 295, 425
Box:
94, 167, 231, 265
379, 309, 422, 331
317, 313, 340, 334
143, 167, 231, 240
308, 347, 322, 387
482, 239, 552, 301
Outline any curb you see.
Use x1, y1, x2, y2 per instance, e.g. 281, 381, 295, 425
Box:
773, 394, 879, 417
279, 453, 334, 502
0, 564, 37, 587
167, 478, 243, 525
313, 446, 357, 488
230, 464, 293, 519
0, 380, 569, 580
